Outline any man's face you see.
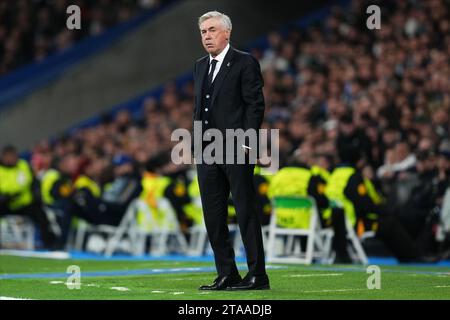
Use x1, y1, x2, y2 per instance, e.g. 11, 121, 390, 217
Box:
60, 155, 79, 176
1, 151, 18, 167
200, 17, 230, 57
114, 163, 133, 177
86, 159, 107, 179
340, 122, 354, 135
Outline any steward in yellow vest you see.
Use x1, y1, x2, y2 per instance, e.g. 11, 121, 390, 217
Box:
0, 153, 34, 211
72, 171, 103, 227
0, 145, 56, 248
325, 165, 381, 232
268, 158, 351, 263
72, 156, 107, 213
138, 154, 192, 235
40, 153, 79, 248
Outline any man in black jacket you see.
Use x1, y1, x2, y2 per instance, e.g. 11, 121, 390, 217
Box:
193, 11, 268, 291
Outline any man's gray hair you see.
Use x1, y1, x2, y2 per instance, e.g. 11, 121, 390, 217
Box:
198, 11, 232, 31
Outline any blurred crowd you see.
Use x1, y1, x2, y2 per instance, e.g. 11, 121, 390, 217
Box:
1, 0, 450, 259
0, 0, 166, 76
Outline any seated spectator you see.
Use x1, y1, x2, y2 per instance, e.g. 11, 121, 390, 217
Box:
73, 154, 142, 226
377, 141, 416, 179
39, 152, 80, 249
0, 145, 56, 249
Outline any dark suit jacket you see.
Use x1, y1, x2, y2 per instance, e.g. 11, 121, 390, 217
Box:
192, 46, 265, 155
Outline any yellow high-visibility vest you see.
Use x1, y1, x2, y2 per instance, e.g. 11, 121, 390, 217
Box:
137, 173, 172, 230
325, 166, 382, 229
324, 167, 358, 227
183, 177, 204, 226
74, 175, 101, 198
0, 160, 33, 210
311, 165, 330, 183
40, 169, 61, 206
268, 167, 313, 228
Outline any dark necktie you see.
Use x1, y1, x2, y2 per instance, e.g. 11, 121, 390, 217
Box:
208, 59, 218, 87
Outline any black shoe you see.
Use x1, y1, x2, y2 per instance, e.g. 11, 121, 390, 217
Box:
226, 274, 270, 291
199, 274, 242, 291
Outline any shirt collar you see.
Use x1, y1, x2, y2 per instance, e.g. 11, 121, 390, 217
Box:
210, 43, 230, 64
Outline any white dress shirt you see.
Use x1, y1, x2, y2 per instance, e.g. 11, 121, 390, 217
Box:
209, 43, 230, 83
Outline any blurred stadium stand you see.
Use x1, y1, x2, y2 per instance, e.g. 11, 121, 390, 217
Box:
0, 0, 178, 109
0, 0, 334, 151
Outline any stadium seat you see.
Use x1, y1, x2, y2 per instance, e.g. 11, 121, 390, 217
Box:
70, 199, 143, 256
328, 201, 369, 265
184, 195, 239, 257
344, 218, 369, 265
266, 196, 333, 265
131, 197, 189, 256
0, 215, 35, 250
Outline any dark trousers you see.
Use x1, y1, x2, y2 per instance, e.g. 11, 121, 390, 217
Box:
376, 215, 421, 262
197, 162, 266, 277
327, 208, 350, 259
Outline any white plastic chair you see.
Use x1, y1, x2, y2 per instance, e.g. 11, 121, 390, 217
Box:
267, 196, 332, 264
143, 198, 188, 256
70, 199, 142, 257
0, 215, 35, 250
344, 217, 369, 265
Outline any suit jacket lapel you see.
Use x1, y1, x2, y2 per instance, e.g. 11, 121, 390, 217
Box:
210, 47, 235, 108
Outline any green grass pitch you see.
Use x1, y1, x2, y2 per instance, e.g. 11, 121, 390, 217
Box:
1, 254, 449, 300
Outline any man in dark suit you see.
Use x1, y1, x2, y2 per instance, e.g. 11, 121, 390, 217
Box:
193, 11, 269, 290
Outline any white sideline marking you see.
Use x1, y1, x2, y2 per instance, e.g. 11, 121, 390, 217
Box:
0, 296, 33, 300
49, 281, 99, 287
0, 249, 69, 260
110, 287, 130, 291
151, 290, 165, 293
435, 285, 450, 288
304, 288, 366, 293
49, 281, 75, 285
285, 273, 343, 278
173, 292, 184, 295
